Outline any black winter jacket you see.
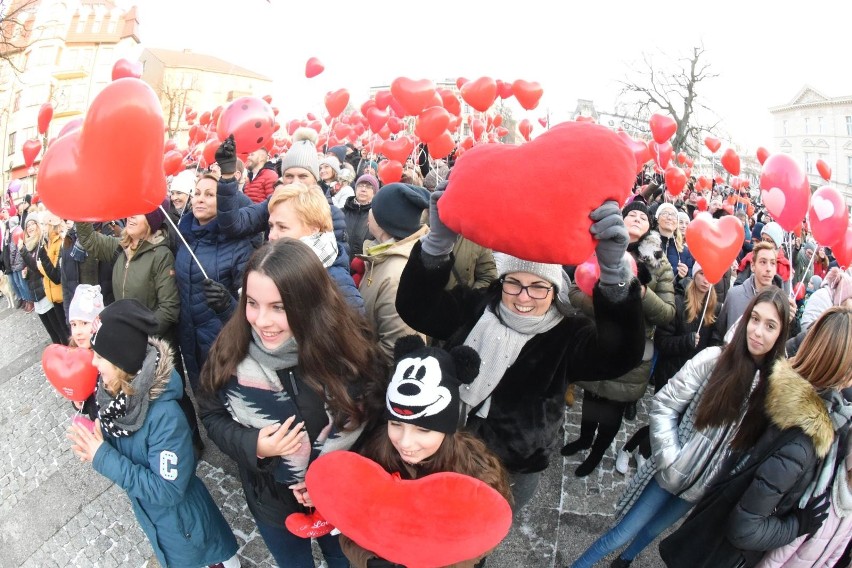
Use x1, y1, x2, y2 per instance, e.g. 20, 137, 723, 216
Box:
653, 292, 721, 389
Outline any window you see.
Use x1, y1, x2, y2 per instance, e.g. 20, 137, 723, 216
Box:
75, 17, 87, 33
805, 152, 814, 174
848, 156, 852, 184
783, 120, 788, 136
847, 116, 852, 136
33, 46, 55, 66
13, 91, 21, 112
7, 132, 15, 156
818, 116, 824, 134
804, 117, 811, 134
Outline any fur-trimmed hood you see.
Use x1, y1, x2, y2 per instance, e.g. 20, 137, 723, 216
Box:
636, 230, 665, 269
766, 359, 834, 458
145, 337, 176, 402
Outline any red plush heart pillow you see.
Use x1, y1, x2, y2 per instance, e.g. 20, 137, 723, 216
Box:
306, 451, 512, 568
438, 121, 635, 265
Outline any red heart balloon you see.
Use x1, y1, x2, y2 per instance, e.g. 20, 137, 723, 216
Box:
374, 90, 394, 110
759, 153, 810, 231
696, 196, 708, 211
38, 103, 53, 136
198, 110, 211, 126
381, 137, 414, 163
324, 89, 350, 119
816, 158, 832, 181
203, 139, 222, 168
42, 344, 98, 401
460, 77, 497, 113
649, 113, 677, 144
518, 118, 533, 142
496, 80, 513, 100
111, 58, 142, 81
439, 122, 635, 265
511, 80, 544, 111
377, 159, 403, 184
538, 117, 548, 128
427, 131, 455, 159
455, 76, 469, 90
649, 140, 673, 169
365, 107, 389, 133
832, 224, 852, 270
704, 136, 721, 153
415, 106, 451, 143
216, 96, 276, 154
23, 138, 41, 168
664, 166, 687, 196
307, 452, 511, 568
756, 146, 770, 165
163, 150, 184, 176
721, 148, 741, 176
808, 186, 848, 247
390, 78, 436, 116
38, 79, 167, 221
617, 131, 652, 173
685, 213, 745, 284
305, 57, 324, 78
438, 89, 461, 116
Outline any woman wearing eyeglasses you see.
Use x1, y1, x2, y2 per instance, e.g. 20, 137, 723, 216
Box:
395, 190, 646, 514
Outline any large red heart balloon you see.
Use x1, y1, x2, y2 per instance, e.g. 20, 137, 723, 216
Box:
111, 58, 142, 81
415, 106, 450, 143
649, 113, 677, 144
427, 131, 455, 160
324, 89, 350, 119
816, 158, 832, 181
216, 96, 276, 154
721, 148, 741, 176
808, 186, 848, 247
377, 159, 403, 184
381, 137, 414, 163
305, 57, 324, 78
163, 150, 184, 176
37, 103, 53, 136
832, 224, 852, 270
307, 452, 511, 568
38, 78, 166, 221
23, 138, 41, 168
366, 107, 389, 133
756, 146, 770, 165
685, 213, 744, 284
42, 344, 98, 401
759, 153, 810, 231
617, 131, 652, 173
649, 140, 673, 169
460, 77, 497, 112
664, 166, 687, 196
512, 80, 543, 110
518, 119, 533, 142
439, 122, 635, 265
438, 88, 461, 116
704, 136, 721, 153
390, 78, 436, 117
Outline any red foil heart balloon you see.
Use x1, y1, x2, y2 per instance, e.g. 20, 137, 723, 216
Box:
685, 213, 745, 284
306, 452, 512, 568
42, 345, 98, 401
390, 78, 437, 117
460, 76, 498, 112
649, 113, 677, 144
305, 57, 324, 78
111, 58, 142, 81
512, 80, 543, 110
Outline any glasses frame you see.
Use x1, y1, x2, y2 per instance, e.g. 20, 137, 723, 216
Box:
500, 277, 553, 300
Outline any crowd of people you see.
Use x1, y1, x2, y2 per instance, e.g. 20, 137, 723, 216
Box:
1, 131, 851, 568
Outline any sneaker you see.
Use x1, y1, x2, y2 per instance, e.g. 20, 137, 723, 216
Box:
615, 448, 631, 475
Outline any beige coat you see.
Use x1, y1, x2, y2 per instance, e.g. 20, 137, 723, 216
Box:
359, 226, 429, 362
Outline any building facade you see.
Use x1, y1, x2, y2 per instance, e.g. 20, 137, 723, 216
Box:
770, 86, 852, 209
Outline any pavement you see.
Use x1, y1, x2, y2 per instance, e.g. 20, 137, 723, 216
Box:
0, 300, 669, 568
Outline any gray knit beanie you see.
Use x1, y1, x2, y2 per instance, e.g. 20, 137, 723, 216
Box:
494, 253, 563, 290
281, 127, 320, 181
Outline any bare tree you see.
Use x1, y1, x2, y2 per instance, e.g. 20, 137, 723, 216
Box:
618, 44, 722, 156
0, 0, 40, 74
159, 75, 199, 139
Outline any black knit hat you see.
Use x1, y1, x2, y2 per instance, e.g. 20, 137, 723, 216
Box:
371, 183, 430, 240
385, 336, 480, 434
622, 199, 650, 219
91, 299, 159, 374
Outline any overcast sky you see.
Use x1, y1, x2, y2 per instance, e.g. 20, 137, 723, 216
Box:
126, 0, 851, 154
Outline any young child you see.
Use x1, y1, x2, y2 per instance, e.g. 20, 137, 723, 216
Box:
338, 336, 513, 568
67, 284, 104, 421
67, 299, 239, 568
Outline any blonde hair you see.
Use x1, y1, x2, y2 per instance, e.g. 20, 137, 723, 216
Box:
791, 306, 852, 391
104, 367, 136, 397
267, 183, 332, 233
684, 276, 717, 326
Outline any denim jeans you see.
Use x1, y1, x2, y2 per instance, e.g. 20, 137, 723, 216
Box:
569, 478, 693, 568
11, 271, 30, 301
255, 517, 349, 568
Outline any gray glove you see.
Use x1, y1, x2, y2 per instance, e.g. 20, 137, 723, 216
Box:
590, 200, 631, 286
420, 188, 458, 257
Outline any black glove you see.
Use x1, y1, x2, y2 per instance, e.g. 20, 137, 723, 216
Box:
203, 278, 232, 314
589, 200, 630, 286
366, 558, 404, 568
636, 262, 652, 286
215, 134, 237, 175
795, 493, 830, 538
420, 188, 457, 258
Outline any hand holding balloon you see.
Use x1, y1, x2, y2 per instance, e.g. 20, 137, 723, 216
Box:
590, 201, 631, 285
67, 419, 103, 462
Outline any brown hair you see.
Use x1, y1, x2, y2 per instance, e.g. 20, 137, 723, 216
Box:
684, 275, 717, 326
360, 426, 513, 504
752, 240, 777, 259
267, 183, 333, 233
119, 217, 152, 252
791, 306, 852, 391
200, 238, 386, 430
694, 288, 790, 450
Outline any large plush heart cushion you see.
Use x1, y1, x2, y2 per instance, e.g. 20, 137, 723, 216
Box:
306, 451, 512, 568
438, 121, 636, 265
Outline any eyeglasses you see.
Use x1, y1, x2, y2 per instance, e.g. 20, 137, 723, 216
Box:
658, 211, 677, 219
500, 278, 553, 300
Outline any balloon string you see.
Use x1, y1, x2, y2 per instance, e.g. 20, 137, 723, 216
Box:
159, 205, 209, 280
695, 288, 712, 341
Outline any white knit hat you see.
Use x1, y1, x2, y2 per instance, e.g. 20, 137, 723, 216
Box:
169, 170, 196, 196
494, 253, 563, 290
655, 202, 678, 220
69, 284, 105, 323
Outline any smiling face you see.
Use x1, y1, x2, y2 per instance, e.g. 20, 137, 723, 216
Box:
657, 209, 677, 236
192, 177, 217, 224
678, 215, 689, 235
387, 421, 445, 465
124, 214, 150, 241
319, 163, 336, 182
245, 271, 292, 349
624, 210, 650, 242
170, 190, 189, 211
746, 301, 782, 361
500, 272, 553, 316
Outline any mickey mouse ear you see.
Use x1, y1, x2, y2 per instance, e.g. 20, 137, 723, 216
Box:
449, 345, 481, 384
393, 335, 426, 362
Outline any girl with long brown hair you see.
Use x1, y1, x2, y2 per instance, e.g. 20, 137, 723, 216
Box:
569, 287, 790, 568
197, 238, 386, 568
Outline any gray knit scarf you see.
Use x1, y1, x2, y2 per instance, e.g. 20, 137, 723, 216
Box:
300, 231, 338, 269
461, 302, 563, 419
96, 346, 159, 437
248, 330, 299, 371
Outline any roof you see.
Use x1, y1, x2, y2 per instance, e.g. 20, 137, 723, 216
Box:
143, 47, 271, 82
769, 85, 852, 112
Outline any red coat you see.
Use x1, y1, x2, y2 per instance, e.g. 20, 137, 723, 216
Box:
243, 166, 278, 203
